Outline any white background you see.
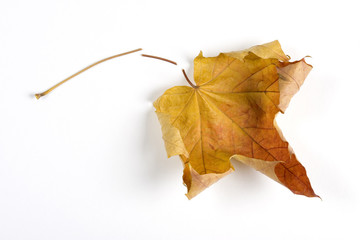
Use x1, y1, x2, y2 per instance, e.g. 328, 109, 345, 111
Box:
1, 0, 359, 239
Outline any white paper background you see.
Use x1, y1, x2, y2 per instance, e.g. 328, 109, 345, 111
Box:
1, 0, 359, 239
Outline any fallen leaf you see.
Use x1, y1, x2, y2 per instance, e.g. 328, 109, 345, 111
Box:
154, 40, 317, 199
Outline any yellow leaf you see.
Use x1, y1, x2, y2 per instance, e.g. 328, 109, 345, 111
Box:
154, 41, 317, 199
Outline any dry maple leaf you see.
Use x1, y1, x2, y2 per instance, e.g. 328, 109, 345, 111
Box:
33, 43, 316, 200
154, 40, 317, 199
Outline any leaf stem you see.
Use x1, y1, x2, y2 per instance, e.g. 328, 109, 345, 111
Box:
35, 48, 142, 99
182, 69, 198, 89
141, 53, 197, 89
141, 54, 177, 65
